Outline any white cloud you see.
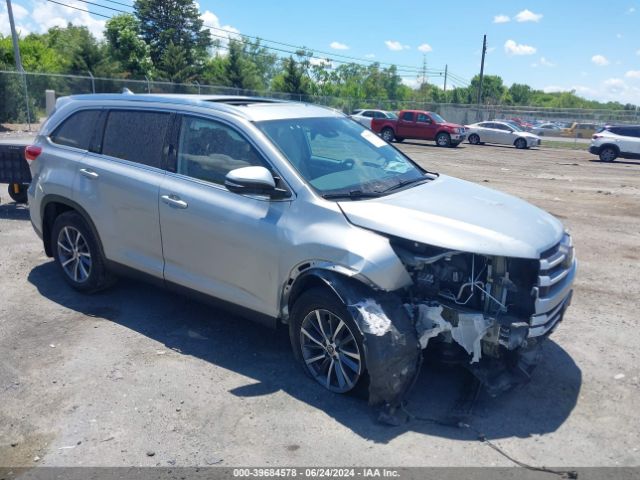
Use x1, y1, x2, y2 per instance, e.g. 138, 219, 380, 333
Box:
515, 9, 543, 22
504, 39, 536, 55
364, 53, 375, 59
544, 80, 640, 104
628, 7, 636, 13
540, 56, 555, 67
309, 57, 333, 68
493, 14, 510, 23
201, 10, 240, 55
417, 43, 432, 53
385, 40, 409, 51
625, 70, 640, 79
329, 41, 349, 50
1, 0, 104, 38
591, 54, 609, 66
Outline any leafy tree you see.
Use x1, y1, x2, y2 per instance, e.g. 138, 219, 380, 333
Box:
224, 39, 261, 91
105, 13, 152, 77
272, 56, 311, 96
470, 74, 505, 105
43, 24, 103, 74
134, 0, 211, 72
157, 41, 193, 83
508, 83, 532, 105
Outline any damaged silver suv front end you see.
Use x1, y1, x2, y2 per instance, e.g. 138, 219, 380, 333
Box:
340, 233, 576, 420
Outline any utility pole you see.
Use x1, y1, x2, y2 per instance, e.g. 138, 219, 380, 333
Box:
5, 0, 31, 128
477, 34, 487, 105
443, 64, 448, 102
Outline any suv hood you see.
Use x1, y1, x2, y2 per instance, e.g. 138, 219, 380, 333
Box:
338, 175, 563, 259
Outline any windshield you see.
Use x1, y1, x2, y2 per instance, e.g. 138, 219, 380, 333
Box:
256, 117, 429, 198
386, 112, 398, 119
506, 122, 523, 131
430, 112, 445, 123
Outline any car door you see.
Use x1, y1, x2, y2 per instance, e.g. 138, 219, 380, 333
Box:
494, 123, 515, 145
74, 108, 170, 278
416, 113, 437, 140
482, 123, 501, 143
158, 113, 290, 318
397, 111, 417, 138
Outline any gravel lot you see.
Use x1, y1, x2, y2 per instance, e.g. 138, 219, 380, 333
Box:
1, 142, 639, 468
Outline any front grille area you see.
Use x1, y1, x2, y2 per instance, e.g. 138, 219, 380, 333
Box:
529, 233, 576, 337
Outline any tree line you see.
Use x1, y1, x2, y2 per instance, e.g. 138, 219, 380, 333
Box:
1, 0, 636, 122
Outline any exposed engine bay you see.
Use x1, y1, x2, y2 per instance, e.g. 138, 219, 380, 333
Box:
346, 234, 575, 413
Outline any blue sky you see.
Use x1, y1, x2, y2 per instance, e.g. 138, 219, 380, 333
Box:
2, 0, 639, 104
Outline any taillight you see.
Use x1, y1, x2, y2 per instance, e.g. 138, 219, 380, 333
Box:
25, 145, 42, 162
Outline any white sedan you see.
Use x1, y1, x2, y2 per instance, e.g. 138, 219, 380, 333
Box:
350, 109, 397, 129
466, 121, 541, 149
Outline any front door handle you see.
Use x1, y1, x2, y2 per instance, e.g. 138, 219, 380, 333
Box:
161, 194, 188, 209
79, 168, 99, 179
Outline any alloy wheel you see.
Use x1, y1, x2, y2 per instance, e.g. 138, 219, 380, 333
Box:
300, 309, 362, 393
57, 226, 92, 283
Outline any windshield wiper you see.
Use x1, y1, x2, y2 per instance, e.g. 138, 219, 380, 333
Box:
321, 190, 382, 200
380, 176, 431, 193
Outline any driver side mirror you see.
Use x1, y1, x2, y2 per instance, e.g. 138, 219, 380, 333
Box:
225, 166, 290, 199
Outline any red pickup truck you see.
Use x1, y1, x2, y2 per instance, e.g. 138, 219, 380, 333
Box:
371, 110, 466, 147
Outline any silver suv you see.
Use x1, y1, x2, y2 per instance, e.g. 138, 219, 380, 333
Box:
27, 94, 576, 410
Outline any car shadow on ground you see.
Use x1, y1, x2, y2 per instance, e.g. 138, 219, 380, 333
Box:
28, 262, 582, 444
589, 159, 640, 166
0, 201, 30, 221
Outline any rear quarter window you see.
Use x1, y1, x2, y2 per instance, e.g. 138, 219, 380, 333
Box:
50, 110, 101, 150
101, 110, 171, 168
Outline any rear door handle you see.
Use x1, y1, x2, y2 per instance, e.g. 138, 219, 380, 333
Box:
79, 168, 99, 179
161, 194, 188, 209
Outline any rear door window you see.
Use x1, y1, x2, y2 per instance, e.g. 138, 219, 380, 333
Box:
101, 110, 171, 168
50, 110, 101, 150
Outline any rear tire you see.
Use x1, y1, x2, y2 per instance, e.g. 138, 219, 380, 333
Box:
8, 184, 28, 204
381, 128, 395, 143
435, 132, 451, 147
290, 288, 366, 394
468, 134, 480, 145
514, 138, 527, 149
599, 146, 617, 162
51, 211, 113, 293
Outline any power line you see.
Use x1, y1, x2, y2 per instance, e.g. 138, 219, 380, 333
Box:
47, 0, 111, 18
47, 0, 470, 82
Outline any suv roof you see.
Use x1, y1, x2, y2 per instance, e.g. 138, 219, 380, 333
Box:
53, 93, 341, 123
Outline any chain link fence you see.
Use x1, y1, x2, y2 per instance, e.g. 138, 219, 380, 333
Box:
2, 70, 640, 143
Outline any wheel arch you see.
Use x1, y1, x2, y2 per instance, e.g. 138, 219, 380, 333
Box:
282, 265, 377, 324
41, 195, 105, 259
598, 143, 620, 154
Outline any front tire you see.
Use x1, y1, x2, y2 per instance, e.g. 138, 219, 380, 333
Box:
435, 132, 451, 147
290, 288, 365, 394
468, 134, 480, 145
599, 147, 617, 162
381, 128, 395, 143
51, 211, 113, 293
514, 138, 527, 149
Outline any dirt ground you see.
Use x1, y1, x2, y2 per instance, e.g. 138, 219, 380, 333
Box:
0, 141, 639, 469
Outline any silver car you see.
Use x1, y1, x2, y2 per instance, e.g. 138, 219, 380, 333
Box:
466, 121, 541, 149
27, 94, 576, 411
